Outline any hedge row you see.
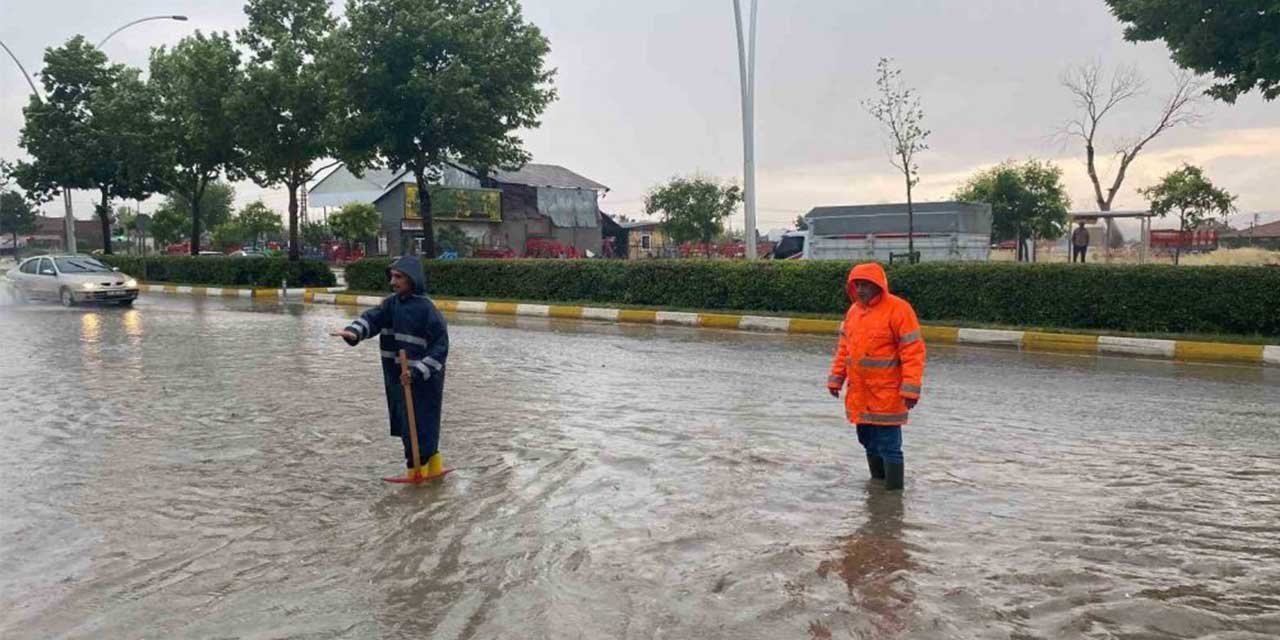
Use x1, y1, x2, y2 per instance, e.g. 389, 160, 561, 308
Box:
100, 256, 336, 288
346, 258, 1280, 337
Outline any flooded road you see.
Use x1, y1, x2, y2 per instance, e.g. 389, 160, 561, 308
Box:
1, 293, 1278, 639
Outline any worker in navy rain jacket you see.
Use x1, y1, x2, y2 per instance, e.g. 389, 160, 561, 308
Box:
333, 256, 449, 479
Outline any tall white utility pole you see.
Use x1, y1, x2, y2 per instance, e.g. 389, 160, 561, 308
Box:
732, 0, 758, 259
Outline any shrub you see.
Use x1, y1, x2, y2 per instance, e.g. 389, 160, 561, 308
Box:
345, 258, 1280, 336
100, 255, 336, 288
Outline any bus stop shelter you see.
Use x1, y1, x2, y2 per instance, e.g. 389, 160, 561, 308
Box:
1070, 211, 1156, 264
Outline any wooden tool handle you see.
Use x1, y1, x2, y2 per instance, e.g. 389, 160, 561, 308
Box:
398, 349, 423, 476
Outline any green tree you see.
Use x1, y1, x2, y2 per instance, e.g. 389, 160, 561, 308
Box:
1106, 0, 1280, 103
85, 68, 161, 255
149, 200, 189, 249
645, 176, 743, 255
114, 206, 136, 234
237, 201, 284, 249
133, 213, 153, 253
793, 214, 809, 231
16, 37, 159, 255
211, 220, 250, 252
301, 220, 332, 250
162, 181, 236, 231
955, 160, 1072, 262
326, 0, 556, 259
13, 38, 108, 205
114, 206, 153, 255
328, 202, 381, 253
149, 32, 243, 255
863, 57, 930, 263
114, 205, 137, 253
435, 224, 473, 257
1139, 164, 1236, 265
0, 191, 39, 255
233, 0, 337, 261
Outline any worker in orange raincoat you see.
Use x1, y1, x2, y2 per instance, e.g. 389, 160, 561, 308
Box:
827, 262, 926, 491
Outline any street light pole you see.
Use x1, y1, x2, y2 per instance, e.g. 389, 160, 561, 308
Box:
732, 0, 759, 259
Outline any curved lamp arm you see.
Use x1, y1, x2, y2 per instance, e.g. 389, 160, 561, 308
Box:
97, 15, 188, 48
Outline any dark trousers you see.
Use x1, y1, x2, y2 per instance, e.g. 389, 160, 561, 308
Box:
857, 425, 903, 464
400, 427, 439, 467
1072, 245, 1088, 263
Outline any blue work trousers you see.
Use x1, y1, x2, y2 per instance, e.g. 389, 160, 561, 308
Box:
856, 425, 903, 464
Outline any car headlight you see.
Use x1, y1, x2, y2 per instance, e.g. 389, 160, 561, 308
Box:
125, 279, 138, 287
82, 282, 98, 290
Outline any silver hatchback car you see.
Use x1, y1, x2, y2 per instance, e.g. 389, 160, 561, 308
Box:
8, 254, 140, 306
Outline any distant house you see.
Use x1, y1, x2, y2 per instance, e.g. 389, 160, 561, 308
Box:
1221, 219, 1280, 251
12, 217, 106, 254
620, 220, 672, 259
308, 162, 610, 257
307, 166, 403, 210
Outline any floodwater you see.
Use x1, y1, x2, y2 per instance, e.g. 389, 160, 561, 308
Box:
1, 292, 1278, 639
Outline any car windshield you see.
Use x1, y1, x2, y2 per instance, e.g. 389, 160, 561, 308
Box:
55, 257, 113, 273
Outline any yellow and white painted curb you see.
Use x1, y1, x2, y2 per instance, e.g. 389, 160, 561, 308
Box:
139, 284, 345, 299
141, 284, 1279, 368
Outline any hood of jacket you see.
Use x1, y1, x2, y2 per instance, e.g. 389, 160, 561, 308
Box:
388, 255, 427, 295
846, 262, 890, 303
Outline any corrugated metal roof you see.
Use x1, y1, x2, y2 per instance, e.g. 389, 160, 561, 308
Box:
619, 220, 662, 229
538, 188, 599, 228
487, 164, 608, 191
307, 165, 400, 207
311, 162, 607, 198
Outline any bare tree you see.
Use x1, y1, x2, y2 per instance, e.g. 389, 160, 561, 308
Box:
863, 58, 930, 262
1060, 62, 1206, 212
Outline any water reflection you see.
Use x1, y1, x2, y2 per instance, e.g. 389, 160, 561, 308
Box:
79, 311, 105, 368
80, 311, 102, 343
817, 489, 917, 636
122, 309, 142, 338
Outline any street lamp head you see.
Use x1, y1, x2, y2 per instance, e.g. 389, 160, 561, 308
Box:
97, 15, 194, 48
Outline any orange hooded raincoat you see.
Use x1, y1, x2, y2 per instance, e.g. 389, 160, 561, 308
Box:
827, 263, 926, 426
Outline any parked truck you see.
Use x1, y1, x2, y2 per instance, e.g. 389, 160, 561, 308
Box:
774, 201, 993, 262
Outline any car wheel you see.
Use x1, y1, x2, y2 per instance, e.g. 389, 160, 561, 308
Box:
60, 287, 76, 307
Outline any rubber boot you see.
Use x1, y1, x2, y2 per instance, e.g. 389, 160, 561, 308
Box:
426, 452, 444, 477
866, 455, 886, 480
884, 462, 904, 491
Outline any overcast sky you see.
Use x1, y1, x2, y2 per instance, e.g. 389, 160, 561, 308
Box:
3, 0, 1278, 232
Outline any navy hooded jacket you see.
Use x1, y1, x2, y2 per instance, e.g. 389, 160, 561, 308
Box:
343, 256, 449, 454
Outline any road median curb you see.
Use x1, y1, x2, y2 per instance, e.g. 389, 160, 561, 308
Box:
139, 284, 1277, 368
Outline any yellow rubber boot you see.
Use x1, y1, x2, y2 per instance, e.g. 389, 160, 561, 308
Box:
405, 466, 423, 481
427, 452, 444, 477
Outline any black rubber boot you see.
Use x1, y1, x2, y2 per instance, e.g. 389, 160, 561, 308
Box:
884, 462, 904, 491
866, 455, 886, 480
